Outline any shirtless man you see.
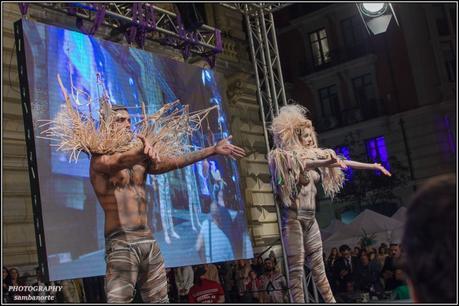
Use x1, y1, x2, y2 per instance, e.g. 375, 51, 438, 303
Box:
89, 106, 246, 303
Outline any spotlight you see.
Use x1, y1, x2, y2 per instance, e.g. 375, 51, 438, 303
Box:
361, 3, 388, 17
357, 3, 399, 35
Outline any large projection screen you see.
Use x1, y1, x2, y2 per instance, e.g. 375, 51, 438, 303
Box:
17, 19, 253, 281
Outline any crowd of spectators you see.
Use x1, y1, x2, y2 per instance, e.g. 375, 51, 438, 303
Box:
324, 242, 410, 302
2, 249, 290, 304
1, 244, 409, 303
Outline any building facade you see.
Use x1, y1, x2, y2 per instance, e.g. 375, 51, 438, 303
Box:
275, 3, 456, 227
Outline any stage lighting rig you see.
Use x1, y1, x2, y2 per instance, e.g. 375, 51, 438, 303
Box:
357, 2, 399, 35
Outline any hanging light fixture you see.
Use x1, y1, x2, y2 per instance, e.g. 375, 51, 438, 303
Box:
357, 2, 399, 35
361, 3, 388, 17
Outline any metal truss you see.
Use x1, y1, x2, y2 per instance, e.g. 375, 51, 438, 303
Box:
224, 3, 321, 303
31, 3, 222, 60
304, 267, 320, 303
225, 2, 293, 302
220, 3, 290, 14
242, 3, 288, 146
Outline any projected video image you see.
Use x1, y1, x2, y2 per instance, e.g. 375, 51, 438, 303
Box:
21, 20, 253, 281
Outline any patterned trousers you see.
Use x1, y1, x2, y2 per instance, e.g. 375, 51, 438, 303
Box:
282, 211, 336, 303
104, 228, 169, 303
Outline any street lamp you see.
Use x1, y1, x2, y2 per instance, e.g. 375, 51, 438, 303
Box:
357, 2, 399, 35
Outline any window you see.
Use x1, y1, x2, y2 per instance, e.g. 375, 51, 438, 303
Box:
352, 73, 375, 106
335, 145, 353, 182
309, 28, 331, 67
352, 73, 377, 117
318, 85, 340, 118
341, 15, 366, 48
365, 136, 390, 175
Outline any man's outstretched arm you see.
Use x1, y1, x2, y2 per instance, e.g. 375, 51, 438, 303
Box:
148, 136, 246, 175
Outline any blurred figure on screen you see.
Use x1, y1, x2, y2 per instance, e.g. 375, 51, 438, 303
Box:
195, 202, 234, 263
88, 106, 246, 303
209, 160, 227, 207
402, 174, 455, 303
157, 173, 181, 244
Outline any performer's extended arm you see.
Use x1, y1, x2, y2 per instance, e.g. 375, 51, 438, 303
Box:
304, 152, 347, 170
147, 136, 246, 175
329, 159, 392, 176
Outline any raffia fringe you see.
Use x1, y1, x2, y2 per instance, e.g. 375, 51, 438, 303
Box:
38, 74, 216, 162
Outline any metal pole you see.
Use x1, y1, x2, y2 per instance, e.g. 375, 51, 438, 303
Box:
243, 5, 291, 303
244, 6, 270, 151
267, 9, 288, 107
259, 9, 280, 115
253, 10, 275, 120
399, 118, 417, 191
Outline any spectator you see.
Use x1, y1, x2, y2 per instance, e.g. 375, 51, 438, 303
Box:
402, 174, 455, 303
335, 280, 360, 303
268, 251, 278, 270
327, 247, 339, 266
9, 267, 30, 303
368, 249, 382, 275
251, 255, 265, 277
166, 268, 178, 303
219, 261, 235, 302
203, 263, 220, 284
3, 267, 13, 303
392, 269, 410, 300
175, 266, 194, 303
334, 245, 357, 293
381, 243, 403, 291
9, 268, 24, 287
354, 253, 383, 294
259, 258, 288, 303
325, 247, 339, 290
188, 266, 225, 303
353, 246, 361, 258
368, 250, 375, 262
377, 245, 388, 271
32, 267, 58, 303
371, 247, 378, 256
234, 260, 251, 301
61, 279, 85, 303
245, 270, 262, 303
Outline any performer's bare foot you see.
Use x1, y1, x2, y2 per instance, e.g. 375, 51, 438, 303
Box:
171, 230, 180, 239
164, 234, 171, 244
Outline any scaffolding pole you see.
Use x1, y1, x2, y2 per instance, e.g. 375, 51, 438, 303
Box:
224, 2, 320, 303
242, 3, 291, 303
